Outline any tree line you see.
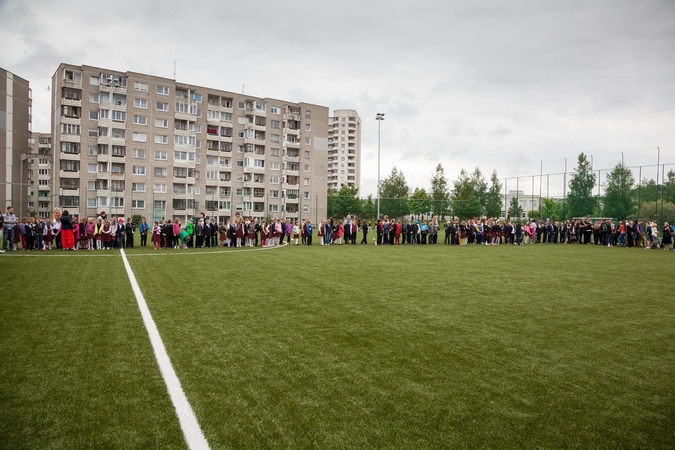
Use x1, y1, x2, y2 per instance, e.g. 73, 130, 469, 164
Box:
327, 153, 675, 224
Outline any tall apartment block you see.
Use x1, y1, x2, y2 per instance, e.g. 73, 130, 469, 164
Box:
27, 132, 53, 218
327, 109, 361, 191
51, 63, 329, 224
1, 67, 33, 218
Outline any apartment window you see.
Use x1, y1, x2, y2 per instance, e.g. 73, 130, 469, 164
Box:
271, 148, 280, 156
132, 149, 146, 159
153, 184, 167, 193
88, 164, 98, 173
156, 85, 169, 95
154, 200, 166, 210
89, 111, 99, 120
270, 106, 280, 114
268, 204, 279, 212
132, 132, 147, 142
88, 146, 98, 156
304, 164, 310, 172
270, 162, 280, 170
304, 178, 310, 186
236, 159, 244, 168
208, 110, 220, 121
154, 167, 167, 177
174, 135, 196, 146
155, 118, 168, 128
154, 151, 167, 160
237, 116, 246, 124
134, 81, 148, 92
62, 124, 80, 135
111, 198, 124, 207
270, 120, 280, 129
133, 115, 147, 125
305, 137, 311, 145
129, 199, 145, 209
270, 176, 280, 184
60, 161, 79, 172
237, 131, 245, 138
206, 170, 218, 180
131, 182, 146, 192
238, 102, 245, 109
219, 201, 231, 210
221, 112, 232, 122
155, 135, 168, 144
304, 191, 310, 200
303, 205, 310, 213
305, 151, 310, 159
156, 102, 169, 111
173, 167, 187, 178
60, 196, 80, 207
131, 166, 145, 175
270, 134, 280, 143
99, 109, 110, 119
90, 76, 100, 86
305, 124, 311, 131
88, 129, 98, 138
190, 93, 202, 102
134, 98, 147, 109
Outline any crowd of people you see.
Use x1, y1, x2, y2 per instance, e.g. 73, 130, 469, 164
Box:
1, 207, 674, 253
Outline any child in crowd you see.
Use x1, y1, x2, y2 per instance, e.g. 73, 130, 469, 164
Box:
293, 221, 300, 246
85, 218, 95, 250
151, 221, 162, 250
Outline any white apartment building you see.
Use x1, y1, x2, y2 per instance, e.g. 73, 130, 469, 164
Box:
327, 109, 360, 191
51, 64, 328, 223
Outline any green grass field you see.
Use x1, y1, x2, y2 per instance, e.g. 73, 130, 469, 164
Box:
1, 243, 673, 449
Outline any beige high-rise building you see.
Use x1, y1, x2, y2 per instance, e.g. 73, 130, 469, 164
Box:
327, 110, 361, 191
25, 132, 53, 218
1, 68, 33, 218
51, 63, 328, 224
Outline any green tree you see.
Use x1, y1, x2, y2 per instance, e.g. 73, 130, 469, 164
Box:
567, 152, 596, 217
430, 164, 450, 219
634, 201, 675, 225
379, 167, 410, 219
327, 185, 361, 219
540, 198, 562, 221
409, 188, 431, 219
451, 168, 485, 219
602, 163, 635, 219
362, 194, 375, 220
485, 170, 502, 218
507, 197, 523, 219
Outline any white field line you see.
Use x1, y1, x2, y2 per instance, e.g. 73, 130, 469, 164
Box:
120, 249, 210, 450
127, 241, 288, 257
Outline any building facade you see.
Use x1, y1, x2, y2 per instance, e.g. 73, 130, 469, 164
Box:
26, 132, 53, 218
51, 63, 328, 224
327, 109, 360, 191
1, 68, 33, 218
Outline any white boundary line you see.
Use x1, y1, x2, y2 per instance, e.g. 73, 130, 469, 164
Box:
127, 241, 288, 257
120, 249, 210, 450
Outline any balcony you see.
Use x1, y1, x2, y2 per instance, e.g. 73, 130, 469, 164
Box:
60, 152, 80, 161
284, 127, 300, 136
244, 137, 265, 146
97, 154, 110, 163
173, 176, 196, 184
206, 148, 219, 157
61, 188, 80, 196
111, 172, 125, 180
61, 116, 81, 125
285, 140, 300, 149
283, 113, 301, 122
99, 84, 126, 94
59, 170, 80, 178
61, 98, 81, 107
283, 155, 300, 163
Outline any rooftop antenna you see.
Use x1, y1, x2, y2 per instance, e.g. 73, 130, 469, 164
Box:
173, 60, 176, 80
242, 84, 245, 94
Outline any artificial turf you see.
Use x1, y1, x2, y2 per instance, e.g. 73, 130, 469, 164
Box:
1, 243, 673, 449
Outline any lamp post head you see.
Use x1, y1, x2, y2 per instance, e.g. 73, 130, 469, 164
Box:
376, 113, 385, 120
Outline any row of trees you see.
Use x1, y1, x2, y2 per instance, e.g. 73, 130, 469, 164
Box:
327, 153, 675, 223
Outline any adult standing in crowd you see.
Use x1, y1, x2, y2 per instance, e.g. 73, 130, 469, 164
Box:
1, 206, 16, 252
60, 210, 76, 251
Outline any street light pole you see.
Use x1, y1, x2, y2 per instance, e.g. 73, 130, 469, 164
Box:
375, 113, 385, 220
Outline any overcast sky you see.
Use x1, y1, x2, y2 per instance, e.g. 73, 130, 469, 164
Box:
1, 0, 674, 197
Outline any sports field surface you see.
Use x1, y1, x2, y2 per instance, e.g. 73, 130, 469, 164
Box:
1, 243, 673, 449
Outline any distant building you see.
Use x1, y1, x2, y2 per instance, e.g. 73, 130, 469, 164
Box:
502, 190, 541, 219
327, 109, 360, 191
50, 63, 329, 223
0, 67, 32, 218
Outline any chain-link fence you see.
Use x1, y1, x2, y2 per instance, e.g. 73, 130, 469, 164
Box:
328, 161, 675, 226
